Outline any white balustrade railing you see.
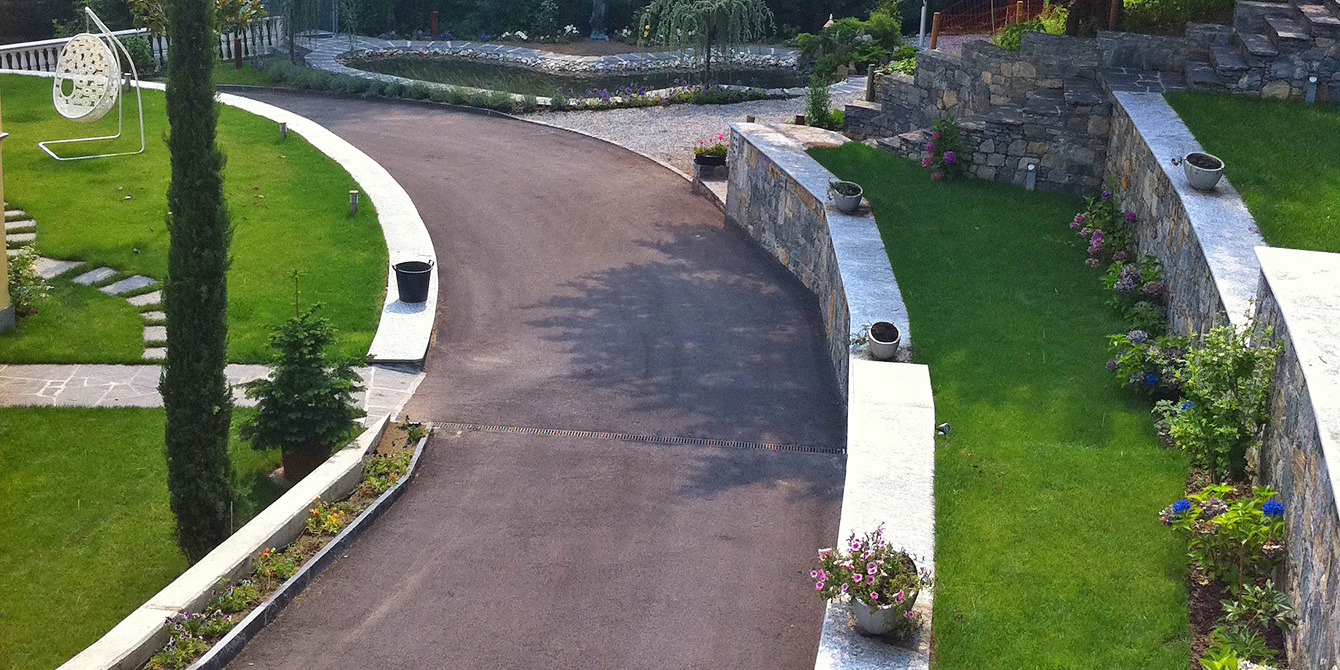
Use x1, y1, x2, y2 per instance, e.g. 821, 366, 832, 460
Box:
0, 16, 287, 73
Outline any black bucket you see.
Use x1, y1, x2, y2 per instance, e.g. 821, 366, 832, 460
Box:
393, 260, 433, 303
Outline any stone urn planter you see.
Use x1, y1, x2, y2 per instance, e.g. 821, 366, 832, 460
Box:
867, 321, 901, 361
850, 591, 918, 636
1172, 152, 1224, 192
829, 180, 863, 214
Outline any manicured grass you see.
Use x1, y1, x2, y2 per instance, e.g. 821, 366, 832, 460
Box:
0, 407, 280, 670
811, 145, 1190, 670
1167, 91, 1340, 253
0, 281, 144, 363
0, 73, 386, 362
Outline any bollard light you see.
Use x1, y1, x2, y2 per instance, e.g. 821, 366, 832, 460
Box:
279, 121, 287, 141
349, 190, 359, 217
1025, 163, 1037, 191
1306, 76, 1318, 104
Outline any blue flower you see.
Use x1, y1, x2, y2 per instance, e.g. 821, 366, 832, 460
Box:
1101, 190, 1112, 199
1172, 499, 1191, 514
1179, 400, 1194, 411
1127, 330, 1149, 345
1263, 499, 1285, 518
1144, 373, 1158, 386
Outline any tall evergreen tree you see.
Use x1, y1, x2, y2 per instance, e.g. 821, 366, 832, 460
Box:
160, 0, 236, 563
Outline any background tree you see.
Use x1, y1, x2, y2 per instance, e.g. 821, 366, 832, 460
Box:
639, 0, 775, 85
160, 0, 236, 563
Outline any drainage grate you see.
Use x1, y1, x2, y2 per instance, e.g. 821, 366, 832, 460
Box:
431, 421, 846, 455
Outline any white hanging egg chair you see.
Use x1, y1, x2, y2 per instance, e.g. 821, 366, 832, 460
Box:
52, 33, 122, 124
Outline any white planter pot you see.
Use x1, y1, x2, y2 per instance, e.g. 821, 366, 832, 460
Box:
830, 182, 863, 214
1180, 152, 1224, 191
850, 599, 901, 635
867, 321, 901, 361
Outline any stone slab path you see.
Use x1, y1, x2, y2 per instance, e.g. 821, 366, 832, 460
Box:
221, 90, 846, 670
0, 363, 422, 423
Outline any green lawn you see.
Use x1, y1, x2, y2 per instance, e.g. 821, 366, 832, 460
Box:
811, 145, 1190, 670
0, 73, 386, 362
0, 281, 144, 363
0, 407, 280, 670
1167, 91, 1340, 253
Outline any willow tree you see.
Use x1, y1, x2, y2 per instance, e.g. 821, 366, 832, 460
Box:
640, 0, 775, 85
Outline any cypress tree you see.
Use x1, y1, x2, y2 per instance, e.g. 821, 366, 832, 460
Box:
160, 0, 236, 562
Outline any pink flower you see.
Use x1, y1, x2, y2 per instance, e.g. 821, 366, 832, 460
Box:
921, 156, 933, 169
931, 171, 944, 181
1124, 211, 1137, 222
816, 581, 825, 590
717, 133, 725, 140
926, 141, 937, 153
853, 574, 863, 583
1070, 220, 1081, 231
906, 611, 915, 619
867, 563, 878, 575
893, 590, 904, 603
870, 592, 880, 600
1114, 251, 1127, 262
811, 570, 819, 580
841, 583, 849, 593
932, 131, 941, 140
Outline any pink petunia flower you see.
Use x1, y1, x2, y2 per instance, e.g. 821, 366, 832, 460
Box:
853, 574, 863, 583
841, 583, 849, 593
894, 590, 904, 603
867, 563, 878, 575
816, 581, 825, 590
811, 570, 819, 580
870, 592, 880, 600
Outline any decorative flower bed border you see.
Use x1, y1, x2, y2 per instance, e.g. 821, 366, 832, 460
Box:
339, 45, 798, 75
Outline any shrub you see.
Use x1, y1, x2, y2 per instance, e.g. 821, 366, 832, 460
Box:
119, 35, 157, 74
797, 9, 902, 80
920, 116, 963, 180
1070, 185, 1137, 269
240, 304, 366, 480
7, 247, 48, 318
1106, 329, 1187, 399
1222, 580, 1296, 633
1160, 484, 1285, 588
1124, 0, 1233, 36
812, 525, 931, 639
1155, 319, 1281, 481
1099, 255, 1167, 331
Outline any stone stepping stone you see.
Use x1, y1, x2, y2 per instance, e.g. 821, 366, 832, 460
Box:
33, 257, 83, 279
6, 248, 19, 258
141, 311, 165, 321
142, 347, 166, 362
5, 219, 35, 232
73, 267, 117, 285
127, 290, 161, 307
3, 209, 27, 221
6, 232, 36, 247
100, 275, 156, 296
143, 325, 166, 343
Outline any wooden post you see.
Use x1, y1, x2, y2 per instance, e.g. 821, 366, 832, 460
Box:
1015, 1, 1025, 23
431, 11, 439, 37
1109, 0, 1120, 30
929, 12, 942, 50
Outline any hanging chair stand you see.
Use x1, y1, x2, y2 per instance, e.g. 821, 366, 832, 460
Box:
38, 7, 146, 161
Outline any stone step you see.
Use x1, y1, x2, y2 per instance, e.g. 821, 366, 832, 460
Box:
142, 347, 166, 362
3, 209, 27, 221
33, 257, 83, 279
6, 248, 20, 258
1293, 0, 1340, 36
1213, 44, 1251, 74
1186, 61, 1225, 88
1265, 13, 1313, 42
143, 325, 166, 344
5, 219, 36, 232
127, 290, 161, 307
1234, 31, 1279, 58
73, 266, 116, 285
141, 310, 165, 322
6, 232, 36, 248
100, 275, 156, 296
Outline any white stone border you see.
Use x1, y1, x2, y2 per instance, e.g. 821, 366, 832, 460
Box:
55, 415, 392, 670
0, 70, 437, 365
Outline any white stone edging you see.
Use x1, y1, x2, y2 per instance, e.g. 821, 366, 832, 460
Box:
0, 70, 437, 365
54, 414, 391, 670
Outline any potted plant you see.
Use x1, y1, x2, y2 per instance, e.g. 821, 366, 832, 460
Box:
867, 321, 900, 361
241, 305, 366, 483
693, 134, 728, 166
829, 179, 863, 214
1171, 152, 1224, 192
812, 526, 931, 637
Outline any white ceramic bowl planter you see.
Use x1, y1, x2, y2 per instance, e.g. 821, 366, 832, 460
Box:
829, 179, 863, 214
850, 591, 918, 635
867, 321, 901, 361
1172, 152, 1225, 192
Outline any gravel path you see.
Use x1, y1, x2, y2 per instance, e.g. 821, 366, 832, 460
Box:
523, 76, 868, 173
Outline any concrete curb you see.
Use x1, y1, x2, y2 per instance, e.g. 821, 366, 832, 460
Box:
53, 415, 391, 670
188, 427, 431, 670
0, 69, 437, 366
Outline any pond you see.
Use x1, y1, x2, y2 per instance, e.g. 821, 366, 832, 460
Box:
344, 55, 810, 98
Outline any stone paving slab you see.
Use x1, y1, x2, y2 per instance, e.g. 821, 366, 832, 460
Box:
0, 363, 421, 421
126, 290, 161, 307
140, 311, 165, 321
100, 275, 156, 295
73, 267, 116, 285
142, 326, 166, 342
3, 208, 26, 220
142, 348, 165, 362
5, 219, 35, 231
33, 257, 82, 279
7, 231, 36, 245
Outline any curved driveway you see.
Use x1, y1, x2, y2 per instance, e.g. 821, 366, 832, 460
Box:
227, 92, 846, 670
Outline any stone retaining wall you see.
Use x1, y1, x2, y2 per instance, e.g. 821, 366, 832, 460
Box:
1252, 248, 1340, 670
1103, 91, 1265, 334
724, 123, 911, 399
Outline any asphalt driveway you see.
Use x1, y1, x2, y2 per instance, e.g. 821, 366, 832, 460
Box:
225, 91, 846, 670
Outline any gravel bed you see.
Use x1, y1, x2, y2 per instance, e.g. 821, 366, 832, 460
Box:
522, 76, 867, 174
